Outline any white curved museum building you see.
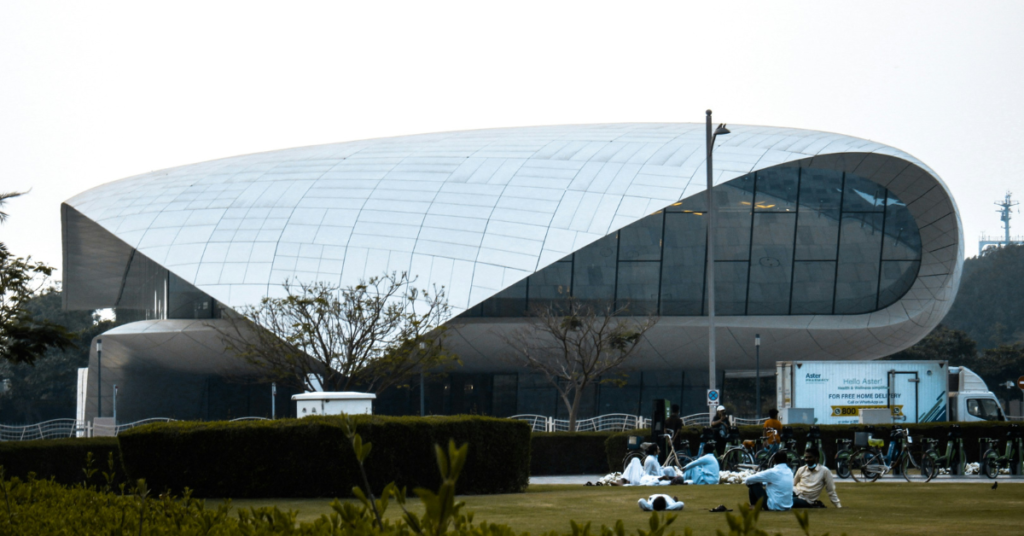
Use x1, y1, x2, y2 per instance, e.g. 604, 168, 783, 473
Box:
62, 123, 963, 421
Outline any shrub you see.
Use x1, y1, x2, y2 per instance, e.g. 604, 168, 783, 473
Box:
531, 432, 614, 475
0, 437, 122, 487
117, 415, 530, 498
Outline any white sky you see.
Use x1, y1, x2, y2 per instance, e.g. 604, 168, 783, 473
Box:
3, 1, 1024, 277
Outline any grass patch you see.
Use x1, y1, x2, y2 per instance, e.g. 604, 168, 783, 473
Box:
228, 482, 1023, 535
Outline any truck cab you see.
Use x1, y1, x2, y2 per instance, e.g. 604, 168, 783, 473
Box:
948, 366, 1006, 422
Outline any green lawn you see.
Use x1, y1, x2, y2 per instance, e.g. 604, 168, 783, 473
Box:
227, 482, 1023, 535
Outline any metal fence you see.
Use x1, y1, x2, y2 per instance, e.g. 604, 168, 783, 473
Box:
510, 412, 772, 432
510, 413, 650, 432
0, 416, 270, 441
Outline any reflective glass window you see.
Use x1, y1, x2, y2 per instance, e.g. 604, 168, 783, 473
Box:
878, 260, 920, 309
753, 167, 799, 212
619, 215, 663, 261
661, 208, 706, 316
842, 174, 886, 213
480, 279, 526, 317
715, 177, 754, 260
882, 193, 922, 261
794, 169, 843, 260
834, 212, 884, 314
168, 273, 216, 319
747, 213, 796, 315
791, 261, 836, 315
616, 262, 660, 315
711, 261, 748, 315
572, 234, 617, 308
527, 261, 572, 311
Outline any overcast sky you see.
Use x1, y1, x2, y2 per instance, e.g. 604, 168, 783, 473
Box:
2, 1, 1023, 279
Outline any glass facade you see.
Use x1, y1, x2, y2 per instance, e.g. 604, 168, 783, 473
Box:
462, 164, 922, 318
116, 251, 222, 322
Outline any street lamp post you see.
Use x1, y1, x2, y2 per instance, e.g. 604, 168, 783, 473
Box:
755, 334, 761, 420
705, 110, 730, 418
96, 339, 102, 418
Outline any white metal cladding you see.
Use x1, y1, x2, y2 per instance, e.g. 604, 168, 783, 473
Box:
64, 124, 961, 323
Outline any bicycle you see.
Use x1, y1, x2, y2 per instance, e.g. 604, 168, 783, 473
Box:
662, 431, 694, 473
919, 424, 966, 477
622, 434, 647, 470
769, 426, 801, 469
979, 424, 1023, 479
803, 426, 827, 464
850, 427, 932, 482
718, 427, 751, 471
723, 434, 776, 473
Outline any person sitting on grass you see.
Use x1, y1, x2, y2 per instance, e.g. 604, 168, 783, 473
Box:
681, 452, 720, 485
643, 443, 678, 479
613, 444, 678, 486
792, 451, 841, 509
638, 494, 684, 511
744, 456, 793, 511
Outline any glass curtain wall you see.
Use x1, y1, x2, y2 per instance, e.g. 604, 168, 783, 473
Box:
462, 163, 921, 318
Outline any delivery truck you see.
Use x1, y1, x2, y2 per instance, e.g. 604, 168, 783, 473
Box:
776, 360, 1006, 425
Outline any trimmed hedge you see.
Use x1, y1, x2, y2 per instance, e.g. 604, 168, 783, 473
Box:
604, 421, 1023, 470
531, 432, 615, 475
117, 415, 530, 498
0, 437, 122, 486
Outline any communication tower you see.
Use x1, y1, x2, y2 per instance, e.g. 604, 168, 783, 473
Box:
979, 192, 1024, 255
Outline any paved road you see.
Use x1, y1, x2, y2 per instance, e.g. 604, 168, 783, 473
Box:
530, 474, 1024, 485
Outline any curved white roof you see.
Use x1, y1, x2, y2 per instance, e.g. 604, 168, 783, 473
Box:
64, 123, 957, 315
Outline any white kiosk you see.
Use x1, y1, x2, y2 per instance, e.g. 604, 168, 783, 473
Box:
292, 392, 375, 417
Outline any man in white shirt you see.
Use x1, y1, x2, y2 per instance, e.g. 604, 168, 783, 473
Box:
792, 451, 842, 508
744, 457, 794, 511
638, 494, 684, 511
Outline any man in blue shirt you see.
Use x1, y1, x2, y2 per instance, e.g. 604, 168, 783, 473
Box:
681, 453, 720, 485
744, 457, 794, 511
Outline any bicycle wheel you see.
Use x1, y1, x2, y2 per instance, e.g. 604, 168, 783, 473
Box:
981, 451, 999, 479
622, 451, 644, 471
900, 452, 932, 482
858, 452, 884, 483
721, 448, 746, 471
835, 450, 852, 479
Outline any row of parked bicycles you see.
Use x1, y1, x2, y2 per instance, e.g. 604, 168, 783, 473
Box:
624, 423, 1023, 483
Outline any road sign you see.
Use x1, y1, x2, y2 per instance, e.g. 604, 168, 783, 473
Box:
707, 389, 721, 407
1017, 376, 1024, 390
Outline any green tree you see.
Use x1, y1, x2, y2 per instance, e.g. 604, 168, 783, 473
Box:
0, 289, 116, 422
882, 325, 977, 363
0, 192, 75, 366
943, 244, 1024, 349
215, 272, 456, 394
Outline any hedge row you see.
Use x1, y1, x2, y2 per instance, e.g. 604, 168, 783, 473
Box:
0, 437, 123, 486
605, 421, 1024, 470
530, 432, 614, 475
117, 415, 530, 498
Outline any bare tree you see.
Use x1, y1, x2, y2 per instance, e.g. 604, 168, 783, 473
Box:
214, 272, 455, 394
502, 297, 657, 431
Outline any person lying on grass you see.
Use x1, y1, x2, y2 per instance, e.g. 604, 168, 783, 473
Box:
613, 444, 680, 486
745, 455, 793, 511
638, 494, 684, 511
792, 451, 841, 509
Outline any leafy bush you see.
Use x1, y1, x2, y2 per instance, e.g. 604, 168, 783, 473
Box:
117, 415, 530, 498
531, 432, 614, 475
604, 421, 1021, 470
0, 437, 122, 486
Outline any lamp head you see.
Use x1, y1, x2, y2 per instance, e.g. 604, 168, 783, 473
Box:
96, 339, 102, 352
714, 124, 731, 136
755, 334, 760, 347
